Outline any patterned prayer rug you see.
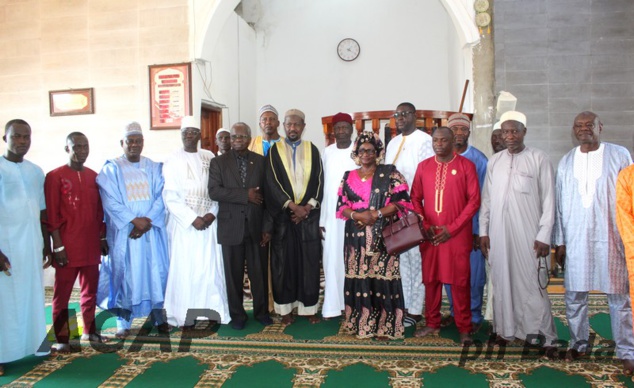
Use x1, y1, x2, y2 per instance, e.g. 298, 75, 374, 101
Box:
1, 291, 633, 387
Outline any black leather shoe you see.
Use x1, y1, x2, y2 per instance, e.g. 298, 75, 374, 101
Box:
257, 315, 274, 326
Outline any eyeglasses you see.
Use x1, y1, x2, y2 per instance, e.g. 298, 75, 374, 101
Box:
573, 123, 596, 130
393, 111, 415, 119
182, 129, 200, 136
230, 134, 249, 140
125, 138, 143, 145
357, 149, 377, 155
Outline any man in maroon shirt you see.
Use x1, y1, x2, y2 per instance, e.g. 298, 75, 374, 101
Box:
410, 127, 481, 345
45, 132, 109, 352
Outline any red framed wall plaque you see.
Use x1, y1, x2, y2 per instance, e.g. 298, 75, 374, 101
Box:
149, 62, 192, 130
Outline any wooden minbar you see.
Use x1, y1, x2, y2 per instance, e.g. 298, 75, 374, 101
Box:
322, 110, 474, 146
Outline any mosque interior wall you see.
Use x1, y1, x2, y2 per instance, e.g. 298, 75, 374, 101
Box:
494, 0, 634, 164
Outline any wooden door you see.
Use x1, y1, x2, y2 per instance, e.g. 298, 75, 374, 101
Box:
200, 105, 223, 153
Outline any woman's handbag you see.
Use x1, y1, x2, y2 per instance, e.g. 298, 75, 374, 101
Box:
381, 204, 427, 256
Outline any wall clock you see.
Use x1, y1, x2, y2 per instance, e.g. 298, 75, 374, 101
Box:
474, 0, 489, 12
476, 12, 491, 27
337, 38, 360, 62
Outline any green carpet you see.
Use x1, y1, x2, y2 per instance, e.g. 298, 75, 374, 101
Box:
1, 292, 630, 387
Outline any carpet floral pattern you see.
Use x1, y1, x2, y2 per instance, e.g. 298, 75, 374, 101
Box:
1, 291, 632, 387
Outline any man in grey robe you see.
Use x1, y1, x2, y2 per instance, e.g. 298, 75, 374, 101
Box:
480, 111, 558, 350
553, 111, 634, 371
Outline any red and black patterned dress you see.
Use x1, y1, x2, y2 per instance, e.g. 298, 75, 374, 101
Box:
336, 164, 412, 339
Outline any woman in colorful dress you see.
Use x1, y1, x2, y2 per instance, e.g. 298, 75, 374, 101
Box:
336, 131, 412, 340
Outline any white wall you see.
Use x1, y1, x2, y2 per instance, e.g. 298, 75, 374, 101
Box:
0, 0, 192, 174
194, 11, 257, 130
247, 0, 465, 148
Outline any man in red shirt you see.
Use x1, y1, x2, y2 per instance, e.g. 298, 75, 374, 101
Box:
410, 127, 481, 345
45, 132, 109, 352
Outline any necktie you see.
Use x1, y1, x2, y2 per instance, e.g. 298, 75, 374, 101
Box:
237, 154, 247, 188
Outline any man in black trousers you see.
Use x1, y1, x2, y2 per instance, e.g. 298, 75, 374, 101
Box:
209, 122, 273, 330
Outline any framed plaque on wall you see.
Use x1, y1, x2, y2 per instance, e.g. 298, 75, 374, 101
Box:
149, 62, 192, 130
49, 88, 95, 117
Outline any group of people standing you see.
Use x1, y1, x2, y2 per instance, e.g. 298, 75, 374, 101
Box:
323, 105, 634, 376
2, 102, 634, 376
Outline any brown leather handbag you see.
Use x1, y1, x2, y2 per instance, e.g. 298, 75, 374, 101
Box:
381, 204, 427, 256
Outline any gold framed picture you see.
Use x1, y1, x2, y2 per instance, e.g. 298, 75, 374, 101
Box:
49, 88, 95, 117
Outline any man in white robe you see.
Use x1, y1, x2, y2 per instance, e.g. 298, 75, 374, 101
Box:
554, 111, 634, 370
480, 111, 558, 350
319, 112, 357, 319
0, 119, 51, 375
163, 116, 230, 327
384, 102, 433, 326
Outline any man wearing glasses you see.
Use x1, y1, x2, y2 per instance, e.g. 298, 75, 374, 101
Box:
480, 111, 558, 353
162, 116, 230, 329
209, 122, 273, 330
385, 102, 433, 327
556, 112, 634, 372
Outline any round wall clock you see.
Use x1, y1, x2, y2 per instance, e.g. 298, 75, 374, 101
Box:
476, 12, 491, 27
474, 0, 489, 12
337, 38, 360, 62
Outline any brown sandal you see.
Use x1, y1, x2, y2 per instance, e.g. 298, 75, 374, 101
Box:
414, 326, 440, 337
281, 314, 295, 326
564, 349, 586, 362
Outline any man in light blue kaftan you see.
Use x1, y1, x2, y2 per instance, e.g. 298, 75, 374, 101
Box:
443, 113, 488, 334
553, 111, 634, 370
97, 122, 170, 338
0, 120, 51, 374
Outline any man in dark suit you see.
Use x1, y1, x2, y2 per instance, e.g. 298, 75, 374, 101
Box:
209, 122, 273, 330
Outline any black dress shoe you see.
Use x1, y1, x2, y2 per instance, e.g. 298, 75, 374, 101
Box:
257, 315, 274, 326
231, 320, 246, 330
156, 323, 171, 334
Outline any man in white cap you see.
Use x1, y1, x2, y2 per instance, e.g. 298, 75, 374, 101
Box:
482, 120, 505, 325
162, 116, 230, 329
440, 113, 488, 334
265, 109, 324, 325
491, 121, 506, 154
250, 104, 283, 312
216, 128, 230, 156
385, 102, 433, 327
319, 112, 357, 320
479, 111, 558, 353
555, 111, 634, 372
250, 105, 283, 157
97, 122, 170, 339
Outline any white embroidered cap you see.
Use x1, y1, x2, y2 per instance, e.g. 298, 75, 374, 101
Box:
180, 116, 200, 131
500, 111, 527, 127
